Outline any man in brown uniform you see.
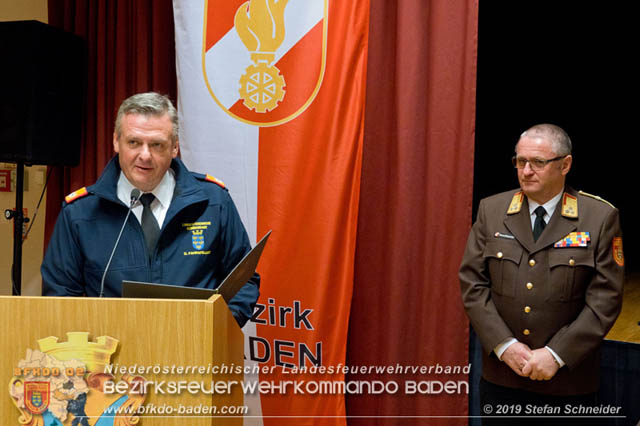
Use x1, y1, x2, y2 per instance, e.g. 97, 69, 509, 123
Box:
459, 124, 624, 425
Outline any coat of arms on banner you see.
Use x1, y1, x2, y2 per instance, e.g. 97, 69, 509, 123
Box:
9, 332, 146, 426
203, 0, 328, 126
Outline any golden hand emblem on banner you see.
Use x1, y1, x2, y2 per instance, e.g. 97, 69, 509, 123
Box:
235, 0, 289, 112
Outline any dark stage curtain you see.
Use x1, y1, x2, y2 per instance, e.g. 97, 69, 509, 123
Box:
599, 340, 640, 425
345, 1, 478, 424
44, 0, 177, 248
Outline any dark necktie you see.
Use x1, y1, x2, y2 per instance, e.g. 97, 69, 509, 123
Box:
140, 193, 160, 257
533, 206, 547, 242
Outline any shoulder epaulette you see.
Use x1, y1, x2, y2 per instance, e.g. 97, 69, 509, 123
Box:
204, 174, 226, 189
507, 191, 524, 214
65, 187, 89, 204
578, 190, 615, 208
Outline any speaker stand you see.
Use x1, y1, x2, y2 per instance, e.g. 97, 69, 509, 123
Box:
4, 161, 26, 295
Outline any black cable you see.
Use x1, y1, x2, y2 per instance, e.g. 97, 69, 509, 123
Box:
22, 167, 53, 242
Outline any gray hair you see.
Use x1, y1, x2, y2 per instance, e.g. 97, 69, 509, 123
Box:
517, 123, 572, 156
114, 92, 179, 142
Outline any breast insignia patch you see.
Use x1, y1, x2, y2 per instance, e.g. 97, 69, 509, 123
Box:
554, 232, 590, 248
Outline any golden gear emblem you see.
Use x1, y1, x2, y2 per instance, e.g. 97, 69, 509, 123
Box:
239, 58, 286, 113
235, 0, 289, 113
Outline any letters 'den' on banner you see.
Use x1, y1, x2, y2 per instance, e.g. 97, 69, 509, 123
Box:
174, 0, 370, 424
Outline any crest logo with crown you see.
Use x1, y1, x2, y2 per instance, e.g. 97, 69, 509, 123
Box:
9, 332, 146, 426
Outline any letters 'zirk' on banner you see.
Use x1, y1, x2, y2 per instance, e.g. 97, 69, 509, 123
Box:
202, 0, 327, 126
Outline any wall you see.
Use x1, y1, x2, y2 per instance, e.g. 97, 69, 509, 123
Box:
0, 0, 47, 23
0, 0, 48, 296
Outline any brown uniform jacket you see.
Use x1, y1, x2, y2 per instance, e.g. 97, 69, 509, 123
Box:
459, 186, 624, 395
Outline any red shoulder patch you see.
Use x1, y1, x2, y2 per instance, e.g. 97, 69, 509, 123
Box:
65, 187, 89, 204
205, 174, 225, 189
613, 237, 624, 266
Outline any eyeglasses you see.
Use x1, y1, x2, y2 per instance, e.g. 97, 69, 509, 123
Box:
512, 155, 566, 171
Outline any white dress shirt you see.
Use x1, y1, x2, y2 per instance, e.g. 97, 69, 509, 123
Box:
116, 170, 176, 229
527, 191, 562, 230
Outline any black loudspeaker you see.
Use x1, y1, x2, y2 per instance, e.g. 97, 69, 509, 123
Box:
0, 20, 86, 166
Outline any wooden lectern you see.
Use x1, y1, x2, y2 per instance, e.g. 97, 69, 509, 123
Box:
0, 295, 244, 425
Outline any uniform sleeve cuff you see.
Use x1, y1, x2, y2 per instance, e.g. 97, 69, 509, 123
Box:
545, 346, 565, 367
494, 338, 518, 360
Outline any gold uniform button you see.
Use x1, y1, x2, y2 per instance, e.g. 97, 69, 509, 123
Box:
529, 259, 536, 267
497, 252, 503, 258
524, 306, 531, 313
523, 329, 530, 336
569, 258, 576, 266
526, 282, 534, 290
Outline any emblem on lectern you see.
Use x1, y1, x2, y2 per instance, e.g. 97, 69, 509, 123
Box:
9, 332, 146, 426
23, 382, 50, 415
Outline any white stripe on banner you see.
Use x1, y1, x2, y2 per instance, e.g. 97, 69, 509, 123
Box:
173, 1, 263, 424
173, 0, 259, 242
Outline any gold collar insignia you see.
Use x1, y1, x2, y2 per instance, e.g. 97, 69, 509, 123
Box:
507, 191, 524, 215
561, 192, 578, 218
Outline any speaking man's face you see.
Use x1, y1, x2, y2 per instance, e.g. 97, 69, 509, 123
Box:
113, 113, 179, 192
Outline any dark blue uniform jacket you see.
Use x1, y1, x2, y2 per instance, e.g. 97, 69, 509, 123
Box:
42, 156, 259, 326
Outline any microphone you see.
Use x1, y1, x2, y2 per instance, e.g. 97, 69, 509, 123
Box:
130, 188, 142, 205
99, 188, 141, 297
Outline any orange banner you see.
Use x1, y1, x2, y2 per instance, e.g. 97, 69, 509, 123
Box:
254, 1, 369, 424
176, 0, 370, 423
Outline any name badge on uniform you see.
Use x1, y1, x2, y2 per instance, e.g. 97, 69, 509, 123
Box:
554, 232, 590, 248
494, 232, 515, 240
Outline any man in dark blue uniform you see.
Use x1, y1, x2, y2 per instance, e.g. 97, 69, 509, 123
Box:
42, 92, 259, 326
